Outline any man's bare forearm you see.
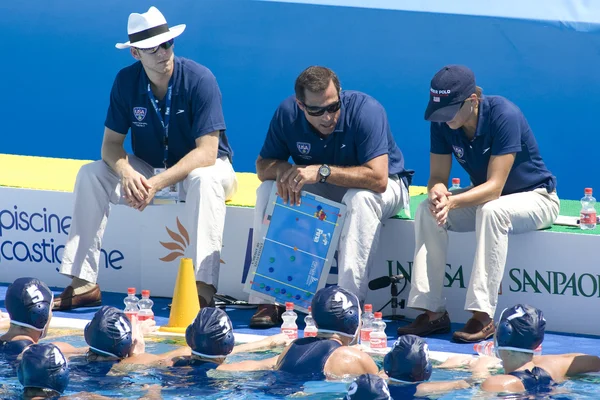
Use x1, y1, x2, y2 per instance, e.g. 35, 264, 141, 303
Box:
101, 142, 131, 177
327, 165, 387, 193
256, 158, 291, 182
153, 146, 217, 191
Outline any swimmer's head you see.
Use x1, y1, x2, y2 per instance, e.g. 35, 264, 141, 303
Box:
495, 304, 545, 355
346, 374, 392, 400
84, 306, 133, 359
384, 335, 432, 383
5, 277, 53, 337
311, 286, 360, 340
18, 343, 69, 396
186, 307, 235, 361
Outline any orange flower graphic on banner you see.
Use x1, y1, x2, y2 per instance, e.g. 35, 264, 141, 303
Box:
159, 217, 226, 264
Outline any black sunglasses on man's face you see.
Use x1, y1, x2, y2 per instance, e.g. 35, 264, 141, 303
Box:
302, 98, 342, 117
138, 39, 174, 54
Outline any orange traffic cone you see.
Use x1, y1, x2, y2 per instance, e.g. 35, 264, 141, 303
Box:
159, 258, 200, 333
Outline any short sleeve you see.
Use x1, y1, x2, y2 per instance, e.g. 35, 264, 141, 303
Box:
354, 99, 389, 164
104, 74, 130, 135
490, 108, 523, 156
190, 71, 227, 138
259, 107, 291, 161
430, 123, 452, 154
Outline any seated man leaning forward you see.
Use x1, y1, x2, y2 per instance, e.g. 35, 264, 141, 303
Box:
398, 65, 559, 342
481, 304, 600, 395
53, 6, 236, 311
250, 66, 413, 327
229, 286, 379, 379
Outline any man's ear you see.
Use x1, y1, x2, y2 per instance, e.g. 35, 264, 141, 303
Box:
130, 47, 141, 60
296, 99, 305, 111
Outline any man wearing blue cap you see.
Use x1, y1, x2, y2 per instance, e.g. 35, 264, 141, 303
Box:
382, 335, 470, 397
54, 5, 237, 311
399, 65, 559, 342
250, 66, 413, 328
1, 277, 78, 359
227, 286, 379, 378
481, 304, 600, 394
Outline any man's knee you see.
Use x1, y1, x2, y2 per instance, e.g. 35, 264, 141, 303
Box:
342, 188, 379, 210
415, 198, 432, 220
187, 167, 222, 191
478, 201, 506, 221
256, 180, 275, 200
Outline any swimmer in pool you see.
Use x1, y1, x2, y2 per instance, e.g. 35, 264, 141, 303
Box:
0, 277, 80, 359
223, 286, 379, 379
345, 373, 392, 400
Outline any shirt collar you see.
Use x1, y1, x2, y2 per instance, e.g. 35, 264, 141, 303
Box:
138, 56, 181, 96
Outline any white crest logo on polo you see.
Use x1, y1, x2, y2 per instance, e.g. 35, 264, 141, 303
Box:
297, 142, 311, 155
452, 145, 464, 158
133, 107, 147, 122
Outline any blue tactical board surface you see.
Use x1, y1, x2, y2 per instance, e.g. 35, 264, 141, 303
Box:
244, 185, 346, 313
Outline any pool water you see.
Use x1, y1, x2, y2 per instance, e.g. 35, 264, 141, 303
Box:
1, 330, 600, 399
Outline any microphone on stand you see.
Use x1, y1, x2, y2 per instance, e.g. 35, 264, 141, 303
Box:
367, 274, 406, 321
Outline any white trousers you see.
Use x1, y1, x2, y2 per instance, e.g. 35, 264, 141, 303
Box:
249, 177, 407, 303
407, 188, 560, 318
59, 155, 237, 289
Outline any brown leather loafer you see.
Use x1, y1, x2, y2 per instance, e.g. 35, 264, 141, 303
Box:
397, 311, 451, 337
249, 304, 285, 329
53, 284, 102, 311
452, 317, 495, 343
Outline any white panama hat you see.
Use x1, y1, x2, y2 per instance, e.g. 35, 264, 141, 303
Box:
115, 6, 186, 50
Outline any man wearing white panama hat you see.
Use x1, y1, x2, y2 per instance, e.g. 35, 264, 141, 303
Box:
53, 6, 237, 310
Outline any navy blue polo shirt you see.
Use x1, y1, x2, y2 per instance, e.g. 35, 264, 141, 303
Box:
105, 57, 232, 168
260, 90, 412, 185
430, 95, 556, 195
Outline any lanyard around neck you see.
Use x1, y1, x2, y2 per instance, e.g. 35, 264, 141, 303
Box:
147, 84, 173, 168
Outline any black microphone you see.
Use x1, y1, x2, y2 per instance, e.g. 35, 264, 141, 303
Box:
368, 274, 405, 290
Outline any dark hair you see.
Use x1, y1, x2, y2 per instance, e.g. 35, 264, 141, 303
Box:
294, 66, 341, 103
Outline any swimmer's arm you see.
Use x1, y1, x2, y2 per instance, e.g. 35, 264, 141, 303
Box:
217, 354, 280, 371
415, 380, 471, 396
481, 374, 526, 393
52, 342, 88, 355
230, 333, 292, 354
562, 354, 600, 376
324, 347, 379, 378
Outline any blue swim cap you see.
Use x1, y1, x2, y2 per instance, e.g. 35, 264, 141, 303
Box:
17, 343, 69, 394
5, 277, 53, 331
186, 307, 235, 358
84, 306, 133, 359
384, 335, 432, 383
311, 286, 360, 338
346, 374, 392, 400
496, 304, 545, 353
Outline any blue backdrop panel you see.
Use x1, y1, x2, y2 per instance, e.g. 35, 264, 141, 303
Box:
1, 0, 598, 199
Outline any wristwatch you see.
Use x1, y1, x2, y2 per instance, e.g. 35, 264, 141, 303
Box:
318, 164, 331, 183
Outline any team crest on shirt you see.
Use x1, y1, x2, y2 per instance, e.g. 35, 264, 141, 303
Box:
452, 145, 464, 158
297, 142, 311, 155
133, 107, 147, 122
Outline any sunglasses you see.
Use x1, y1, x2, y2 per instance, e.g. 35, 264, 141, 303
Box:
137, 39, 174, 54
302, 98, 342, 117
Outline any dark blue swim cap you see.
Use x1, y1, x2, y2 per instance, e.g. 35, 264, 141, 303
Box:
346, 374, 392, 400
384, 335, 432, 383
84, 306, 133, 359
186, 307, 235, 358
5, 277, 53, 331
311, 286, 360, 338
17, 343, 69, 394
496, 304, 545, 353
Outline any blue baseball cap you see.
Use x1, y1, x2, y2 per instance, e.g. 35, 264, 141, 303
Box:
384, 335, 432, 383
17, 343, 69, 394
424, 65, 477, 122
84, 306, 133, 359
186, 307, 235, 358
5, 277, 53, 331
311, 286, 360, 338
495, 304, 545, 353
346, 374, 392, 400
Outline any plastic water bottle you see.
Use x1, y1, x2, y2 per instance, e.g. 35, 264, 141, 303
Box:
474, 340, 542, 356
304, 306, 318, 338
123, 287, 139, 321
451, 178, 461, 190
369, 312, 388, 353
281, 302, 298, 340
360, 304, 374, 347
580, 188, 597, 230
137, 290, 154, 321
